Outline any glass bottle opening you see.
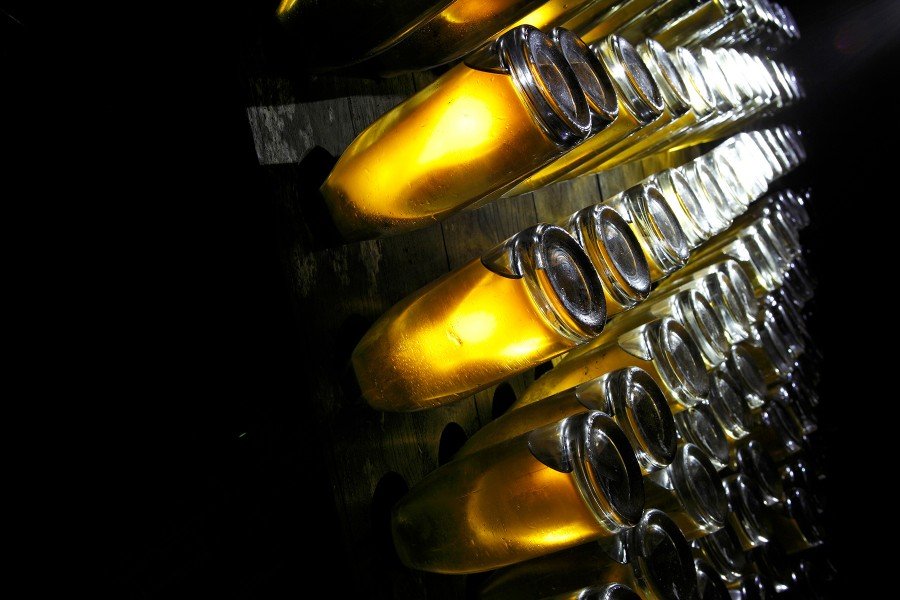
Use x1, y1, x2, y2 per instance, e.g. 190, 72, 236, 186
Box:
702, 272, 750, 344
709, 372, 751, 439
721, 261, 759, 326
735, 440, 783, 503
648, 318, 710, 408
671, 47, 716, 116
695, 559, 731, 600
759, 316, 794, 375
727, 345, 767, 408
638, 39, 690, 116
602, 35, 663, 123
697, 527, 748, 582
643, 185, 691, 269
674, 406, 730, 470
662, 167, 716, 243
552, 28, 619, 132
749, 540, 792, 586
786, 488, 824, 545
694, 161, 736, 225
761, 401, 803, 453
707, 153, 754, 208
675, 290, 729, 366
672, 443, 728, 533
727, 474, 772, 545
632, 510, 699, 600
698, 48, 739, 109
610, 367, 677, 471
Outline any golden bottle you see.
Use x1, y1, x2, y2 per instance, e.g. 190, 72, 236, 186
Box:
321, 25, 592, 240
573, 0, 663, 45
519, 316, 710, 411
353, 224, 606, 412
479, 509, 700, 600
674, 404, 730, 470
505, 35, 664, 195
391, 411, 644, 573
457, 367, 677, 475
722, 473, 772, 551
765, 488, 824, 554
643, 443, 728, 539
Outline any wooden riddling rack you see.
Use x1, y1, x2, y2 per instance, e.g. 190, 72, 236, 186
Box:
243, 33, 704, 599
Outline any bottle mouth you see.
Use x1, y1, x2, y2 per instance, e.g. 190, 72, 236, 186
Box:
577, 584, 641, 600
715, 141, 768, 200
701, 271, 751, 344
785, 487, 824, 545
569, 205, 651, 309
704, 152, 754, 209
608, 367, 678, 472
725, 474, 773, 546
726, 345, 767, 408
719, 261, 760, 327
673, 406, 730, 470
571, 412, 645, 531
775, 190, 811, 231
683, 162, 733, 232
670, 47, 717, 116
760, 400, 804, 455
762, 59, 794, 104
696, 527, 748, 583
698, 48, 740, 110
628, 183, 691, 273
637, 39, 690, 117
670, 443, 729, 534
674, 290, 729, 367
655, 168, 717, 246
756, 314, 795, 376
646, 318, 711, 409
748, 131, 786, 178
730, 134, 775, 189
742, 232, 784, 291
735, 440, 784, 504
750, 55, 780, 103
499, 25, 593, 147
748, 540, 792, 587
629, 509, 699, 600
770, 128, 801, 170
595, 35, 664, 124
708, 371, 752, 440
551, 28, 619, 133
695, 559, 732, 600
714, 49, 754, 104
778, 126, 807, 164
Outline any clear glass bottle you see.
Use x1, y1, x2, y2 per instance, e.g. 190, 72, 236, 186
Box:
750, 400, 804, 462
733, 439, 784, 505
722, 344, 767, 409
678, 160, 735, 234
765, 488, 824, 553
722, 473, 772, 550
740, 311, 796, 385
566, 205, 652, 316
321, 25, 592, 240
653, 167, 719, 248
479, 509, 700, 600
643, 443, 729, 538
353, 224, 606, 412
674, 404, 730, 470
456, 367, 678, 475
506, 35, 664, 195
693, 527, 747, 585
707, 371, 752, 448
520, 316, 710, 411
638, 0, 741, 48
695, 558, 733, 599
392, 411, 644, 572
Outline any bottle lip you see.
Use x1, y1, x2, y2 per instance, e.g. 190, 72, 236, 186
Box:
551, 28, 619, 133
594, 36, 664, 124
654, 168, 716, 246
499, 25, 593, 147
778, 126, 807, 164
702, 153, 752, 212
748, 131, 786, 178
636, 39, 690, 117
607, 367, 677, 472
670, 47, 717, 117
750, 55, 780, 103
735, 440, 784, 504
674, 290, 729, 367
726, 345, 767, 408
696, 527, 748, 582
571, 412, 645, 531
749, 540, 792, 586
770, 128, 801, 169
701, 271, 751, 344
568, 205, 651, 308
762, 129, 794, 173
646, 317, 710, 408
698, 48, 740, 110
725, 474, 773, 546
674, 405, 730, 470
630, 509, 699, 600
625, 183, 691, 273
760, 399, 804, 454
756, 313, 794, 376
761, 58, 793, 104
682, 162, 733, 232
670, 443, 729, 534
725, 134, 774, 190
719, 261, 760, 328
708, 371, 752, 440
741, 232, 784, 291
714, 49, 754, 104
576, 584, 641, 600
694, 558, 732, 600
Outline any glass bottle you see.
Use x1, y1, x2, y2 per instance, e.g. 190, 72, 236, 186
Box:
707, 370, 752, 450
674, 404, 730, 471
456, 367, 678, 475
695, 558, 733, 599
321, 25, 592, 240
634, 0, 741, 48
733, 439, 784, 505
392, 411, 644, 572
747, 540, 793, 591
729, 574, 776, 599
678, 160, 735, 234
479, 509, 700, 600
546, 583, 642, 600
739, 311, 796, 385
765, 488, 824, 553
520, 316, 710, 411
693, 527, 747, 585
653, 167, 719, 248
722, 344, 767, 409
722, 473, 772, 550
643, 443, 729, 539
353, 224, 606, 412
750, 400, 804, 462
506, 35, 664, 195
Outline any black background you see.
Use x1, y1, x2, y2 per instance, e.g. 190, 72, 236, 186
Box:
6, 0, 897, 595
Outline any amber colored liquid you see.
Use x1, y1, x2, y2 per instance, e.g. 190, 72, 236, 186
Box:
321, 64, 562, 240
392, 435, 616, 573
505, 99, 646, 196
353, 258, 579, 411
588, 110, 702, 170
479, 542, 633, 599
577, 0, 658, 45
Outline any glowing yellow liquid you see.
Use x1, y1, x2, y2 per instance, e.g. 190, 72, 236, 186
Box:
321, 64, 562, 240
585, 109, 701, 171
392, 435, 614, 573
650, 1, 732, 48
353, 258, 579, 411
578, 0, 658, 45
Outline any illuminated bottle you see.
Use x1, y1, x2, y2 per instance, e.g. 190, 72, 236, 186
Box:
519, 316, 710, 411
674, 404, 730, 471
479, 509, 700, 600
694, 558, 732, 599
722, 344, 767, 409
734, 439, 784, 505
506, 35, 663, 195
722, 474, 772, 550
456, 367, 678, 475
353, 224, 606, 412
649, 0, 742, 48
765, 488, 824, 554
391, 411, 644, 573
321, 26, 592, 240
566, 205, 652, 316
706, 370, 752, 446
678, 160, 735, 234
643, 443, 728, 539
693, 526, 748, 585
653, 168, 719, 248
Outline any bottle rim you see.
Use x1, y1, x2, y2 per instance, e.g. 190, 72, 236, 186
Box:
695, 558, 732, 599
551, 28, 619, 133
646, 317, 710, 408
630, 509, 699, 600
674, 289, 730, 367
671, 443, 729, 534
670, 47, 717, 117
673, 405, 730, 470
607, 367, 678, 472
637, 39, 691, 117
655, 167, 716, 246
594, 35, 664, 124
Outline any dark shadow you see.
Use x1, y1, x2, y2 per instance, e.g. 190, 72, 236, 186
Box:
438, 423, 468, 466
464, 571, 494, 600
370, 472, 410, 570
533, 360, 554, 379
336, 314, 375, 404
491, 382, 517, 420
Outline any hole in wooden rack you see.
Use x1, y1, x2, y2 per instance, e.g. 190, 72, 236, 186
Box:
491, 382, 517, 420
464, 571, 494, 600
534, 360, 554, 379
438, 423, 468, 466
370, 472, 410, 569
